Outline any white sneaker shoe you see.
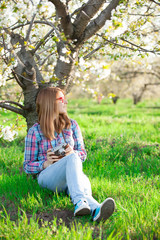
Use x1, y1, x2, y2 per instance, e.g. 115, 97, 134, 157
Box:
92, 198, 115, 223
74, 200, 91, 216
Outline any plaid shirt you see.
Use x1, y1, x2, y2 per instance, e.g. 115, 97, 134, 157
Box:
23, 119, 87, 174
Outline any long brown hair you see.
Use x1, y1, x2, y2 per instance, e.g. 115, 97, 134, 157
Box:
36, 87, 71, 140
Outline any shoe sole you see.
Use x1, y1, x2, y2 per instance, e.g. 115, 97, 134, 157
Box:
93, 198, 115, 223
74, 206, 91, 216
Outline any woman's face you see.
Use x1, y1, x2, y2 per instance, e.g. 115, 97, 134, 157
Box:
56, 91, 68, 114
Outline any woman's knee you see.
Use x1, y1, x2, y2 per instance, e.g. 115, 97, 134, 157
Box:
67, 153, 82, 165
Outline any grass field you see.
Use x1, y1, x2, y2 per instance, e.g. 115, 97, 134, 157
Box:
0, 98, 160, 239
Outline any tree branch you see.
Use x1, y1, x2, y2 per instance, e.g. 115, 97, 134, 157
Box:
121, 38, 160, 54
4, 28, 25, 48
82, 0, 121, 42
121, 71, 160, 80
48, 0, 74, 39
84, 29, 160, 60
11, 19, 62, 44
11, 20, 55, 30
98, 35, 137, 50
149, 0, 160, 6
84, 43, 106, 59
31, 27, 55, 54
72, 0, 106, 39
71, 4, 88, 17
0, 100, 24, 109
128, 13, 160, 17
96, 34, 160, 55
145, 82, 160, 86
12, 69, 26, 88
29, 0, 34, 5
0, 48, 26, 89
15, 71, 44, 86
39, 52, 54, 66
25, 13, 36, 41
0, 102, 24, 116
2, 33, 7, 50
11, 0, 17, 3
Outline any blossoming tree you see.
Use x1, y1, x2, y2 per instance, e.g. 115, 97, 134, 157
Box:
0, 0, 160, 133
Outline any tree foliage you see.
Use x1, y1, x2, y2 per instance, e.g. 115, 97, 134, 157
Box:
0, 0, 159, 131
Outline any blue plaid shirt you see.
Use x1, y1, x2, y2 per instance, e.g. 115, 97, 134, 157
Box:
24, 119, 87, 174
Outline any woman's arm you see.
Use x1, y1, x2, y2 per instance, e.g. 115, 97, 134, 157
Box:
71, 120, 87, 162
23, 128, 45, 174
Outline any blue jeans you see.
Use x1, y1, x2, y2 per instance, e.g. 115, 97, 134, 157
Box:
38, 153, 100, 211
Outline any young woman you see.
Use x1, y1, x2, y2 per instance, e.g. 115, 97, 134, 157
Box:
23, 87, 115, 222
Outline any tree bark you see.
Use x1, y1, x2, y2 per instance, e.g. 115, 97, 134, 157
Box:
53, 41, 79, 91
82, 0, 121, 42
72, 0, 106, 39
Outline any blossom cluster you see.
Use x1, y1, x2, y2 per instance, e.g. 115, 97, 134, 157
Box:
0, 125, 18, 142
0, 0, 159, 88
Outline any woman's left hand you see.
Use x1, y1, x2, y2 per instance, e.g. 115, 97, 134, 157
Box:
65, 144, 74, 156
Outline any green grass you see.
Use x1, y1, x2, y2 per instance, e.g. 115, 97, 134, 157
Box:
0, 98, 160, 239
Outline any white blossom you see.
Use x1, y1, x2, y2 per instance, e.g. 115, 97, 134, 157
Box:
0, 126, 18, 142
79, 57, 85, 65
59, 56, 70, 64
60, 56, 66, 62
73, 52, 77, 59
75, 72, 80, 77
65, 58, 70, 64
62, 48, 67, 54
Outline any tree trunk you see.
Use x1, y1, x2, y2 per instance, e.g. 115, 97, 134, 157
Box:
112, 96, 119, 104
21, 48, 78, 131
23, 87, 38, 131
133, 94, 141, 105
132, 85, 147, 105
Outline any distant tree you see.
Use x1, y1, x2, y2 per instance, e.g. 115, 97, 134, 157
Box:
114, 59, 160, 104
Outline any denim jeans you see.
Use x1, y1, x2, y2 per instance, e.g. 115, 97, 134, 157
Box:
38, 153, 100, 211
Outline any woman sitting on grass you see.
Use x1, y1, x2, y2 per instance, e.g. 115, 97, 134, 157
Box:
23, 86, 115, 223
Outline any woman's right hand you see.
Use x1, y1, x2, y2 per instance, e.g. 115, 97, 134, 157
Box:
43, 149, 60, 169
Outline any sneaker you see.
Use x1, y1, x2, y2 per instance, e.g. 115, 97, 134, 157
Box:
74, 200, 91, 216
92, 198, 115, 223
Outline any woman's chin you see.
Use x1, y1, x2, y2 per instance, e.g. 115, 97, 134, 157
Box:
60, 110, 67, 115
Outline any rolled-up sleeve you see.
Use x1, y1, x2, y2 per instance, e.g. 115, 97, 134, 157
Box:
23, 128, 45, 174
72, 120, 87, 162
